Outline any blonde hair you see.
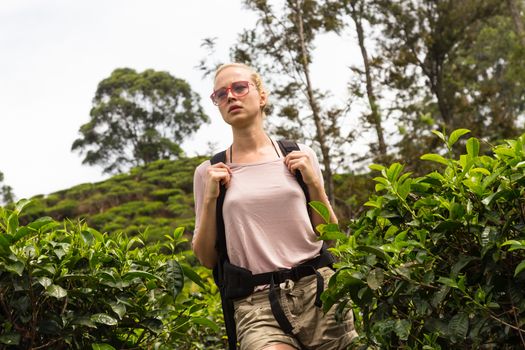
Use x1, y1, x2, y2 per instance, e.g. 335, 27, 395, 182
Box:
214, 63, 268, 113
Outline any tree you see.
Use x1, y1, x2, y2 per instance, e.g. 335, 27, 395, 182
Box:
507, 0, 525, 48
344, 0, 388, 162
227, 0, 353, 204
370, 0, 524, 167
0, 171, 15, 205
72, 68, 209, 174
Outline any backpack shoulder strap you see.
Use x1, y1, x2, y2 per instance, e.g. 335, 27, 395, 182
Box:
210, 150, 228, 259
210, 150, 226, 165
276, 140, 311, 205
276, 139, 299, 156
209, 150, 237, 350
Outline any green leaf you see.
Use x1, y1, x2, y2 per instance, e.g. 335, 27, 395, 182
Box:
181, 263, 206, 289
375, 183, 386, 192
167, 259, 184, 298
12, 226, 34, 243
369, 163, 385, 171
46, 284, 67, 299
92, 343, 116, 350
318, 229, 347, 241
366, 268, 384, 290
81, 230, 94, 246
386, 163, 404, 181
449, 312, 468, 339
373, 176, 389, 187
309, 201, 330, 223
356, 245, 390, 262
0, 333, 21, 345
364, 200, 381, 208
514, 260, 525, 277
27, 216, 54, 230
37, 276, 53, 288
0, 234, 11, 253
397, 179, 411, 200
466, 137, 480, 158
71, 317, 96, 328
431, 286, 450, 308
494, 147, 515, 157
420, 153, 448, 165
501, 240, 525, 250
385, 225, 399, 239
437, 277, 458, 289
394, 319, 411, 341
470, 167, 490, 176
14, 199, 32, 214
5, 260, 24, 276
448, 129, 470, 148
7, 213, 18, 235
141, 318, 163, 333
172, 226, 185, 241
109, 301, 126, 320
91, 313, 118, 326
434, 220, 462, 233
193, 317, 220, 332
431, 130, 446, 143
122, 270, 162, 282
482, 189, 514, 206
450, 255, 477, 278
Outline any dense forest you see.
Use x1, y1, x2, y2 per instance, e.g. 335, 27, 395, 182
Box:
1, 0, 525, 348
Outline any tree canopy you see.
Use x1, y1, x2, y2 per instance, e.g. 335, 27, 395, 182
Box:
72, 68, 209, 174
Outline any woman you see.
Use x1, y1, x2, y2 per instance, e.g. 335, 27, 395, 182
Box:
193, 63, 357, 350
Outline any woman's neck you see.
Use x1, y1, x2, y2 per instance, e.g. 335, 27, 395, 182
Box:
232, 127, 268, 151
229, 127, 280, 163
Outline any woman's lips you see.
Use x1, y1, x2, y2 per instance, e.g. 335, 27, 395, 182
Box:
228, 105, 241, 113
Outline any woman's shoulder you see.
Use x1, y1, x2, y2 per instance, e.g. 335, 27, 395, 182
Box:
194, 159, 211, 175
297, 142, 316, 156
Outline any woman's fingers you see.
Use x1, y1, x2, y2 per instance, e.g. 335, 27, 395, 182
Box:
284, 152, 309, 171
205, 163, 232, 197
284, 152, 316, 184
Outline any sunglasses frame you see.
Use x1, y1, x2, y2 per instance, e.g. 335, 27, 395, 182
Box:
210, 81, 254, 106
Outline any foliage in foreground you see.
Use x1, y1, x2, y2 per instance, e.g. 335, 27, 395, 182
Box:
322, 130, 525, 349
0, 201, 223, 349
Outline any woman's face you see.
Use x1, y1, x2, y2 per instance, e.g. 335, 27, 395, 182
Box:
213, 66, 266, 127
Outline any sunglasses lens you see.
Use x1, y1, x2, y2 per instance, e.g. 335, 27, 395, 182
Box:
232, 81, 249, 96
214, 88, 228, 103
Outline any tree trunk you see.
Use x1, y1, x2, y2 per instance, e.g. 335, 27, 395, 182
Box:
350, 1, 387, 158
292, 0, 335, 205
507, 0, 525, 48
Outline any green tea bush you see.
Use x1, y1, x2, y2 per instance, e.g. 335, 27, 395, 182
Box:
0, 201, 223, 349
323, 130, 525, 349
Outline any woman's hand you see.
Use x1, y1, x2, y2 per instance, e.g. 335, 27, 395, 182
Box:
283, 151, 319, 186
205, 162, 232, 200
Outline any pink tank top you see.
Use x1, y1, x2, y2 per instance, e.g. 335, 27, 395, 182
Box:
193, 143, 324, 274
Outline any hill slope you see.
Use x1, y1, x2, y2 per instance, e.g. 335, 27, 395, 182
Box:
22, 157, 206, 242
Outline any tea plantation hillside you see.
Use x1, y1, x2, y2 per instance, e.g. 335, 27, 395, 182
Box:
21, 157, 207, 243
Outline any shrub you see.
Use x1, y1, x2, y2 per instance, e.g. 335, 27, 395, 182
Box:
0, 200, 222, 349
323, 130, 525, 349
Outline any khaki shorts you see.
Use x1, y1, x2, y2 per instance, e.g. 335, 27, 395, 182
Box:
233, 267, 358, 350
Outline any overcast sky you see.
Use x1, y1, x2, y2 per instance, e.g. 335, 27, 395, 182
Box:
0, 0, 358, 200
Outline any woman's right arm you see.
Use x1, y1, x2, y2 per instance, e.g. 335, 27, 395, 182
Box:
192, 162, 232, 269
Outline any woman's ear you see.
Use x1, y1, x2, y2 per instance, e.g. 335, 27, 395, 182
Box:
259, 89, 267, 108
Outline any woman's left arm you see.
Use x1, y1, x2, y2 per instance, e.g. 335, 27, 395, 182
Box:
283, 149, 338, 228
